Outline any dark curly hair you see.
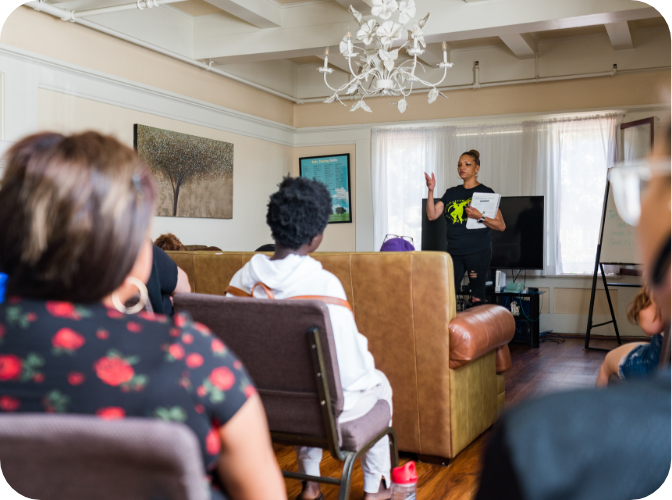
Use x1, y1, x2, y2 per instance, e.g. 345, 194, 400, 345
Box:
266, 176, 332, 250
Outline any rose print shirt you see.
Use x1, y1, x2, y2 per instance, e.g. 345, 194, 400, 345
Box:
0, 297, 254, 483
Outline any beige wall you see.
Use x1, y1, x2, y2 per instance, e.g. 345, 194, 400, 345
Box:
292, 144, 357, 252
2, 6, 295, 126
294, 71, 671, 128
554, 288, 619, 316
37, 89, 293, 252
36, 89, 353, 253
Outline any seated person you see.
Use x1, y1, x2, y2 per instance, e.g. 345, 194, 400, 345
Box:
596, 287, 664, 387
254, 243, 275, 252
154, 232, 187, 251
0, 131, 285, 500
227, 177, 393, 500
147, 244, 191, 315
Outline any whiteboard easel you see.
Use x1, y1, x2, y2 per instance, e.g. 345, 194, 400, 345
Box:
584, 118, 652, 351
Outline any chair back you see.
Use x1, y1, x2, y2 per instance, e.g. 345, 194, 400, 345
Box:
0, 415, 206, 500
174, 293, 344, 447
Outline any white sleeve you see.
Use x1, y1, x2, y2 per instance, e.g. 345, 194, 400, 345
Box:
226, 268, 244, 297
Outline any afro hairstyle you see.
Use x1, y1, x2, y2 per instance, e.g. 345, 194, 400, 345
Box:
266, 176, 332, 250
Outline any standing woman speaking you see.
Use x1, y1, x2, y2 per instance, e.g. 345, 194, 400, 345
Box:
425, 150, 505, 303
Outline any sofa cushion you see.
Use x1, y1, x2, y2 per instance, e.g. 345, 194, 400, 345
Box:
449, 305, 515, 371
339, 400, 391, 452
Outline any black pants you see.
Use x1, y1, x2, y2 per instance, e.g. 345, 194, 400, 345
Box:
452, 247, 492, 301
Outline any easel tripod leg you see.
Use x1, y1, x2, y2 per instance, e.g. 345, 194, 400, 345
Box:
600, 264, 622, 345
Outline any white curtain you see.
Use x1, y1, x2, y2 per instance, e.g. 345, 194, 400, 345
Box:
372, 127, 452, 251
442, 123, 531, 196
526, 114, 623, 274
371, 113, 623, 274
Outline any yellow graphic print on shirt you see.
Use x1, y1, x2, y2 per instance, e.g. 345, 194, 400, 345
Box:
445, 199, 471, 224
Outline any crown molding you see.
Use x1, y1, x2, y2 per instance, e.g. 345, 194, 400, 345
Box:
1, 43, 668, 150
0, 44, 297, 146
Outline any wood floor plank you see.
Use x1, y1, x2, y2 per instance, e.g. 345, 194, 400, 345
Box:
275, 337, 608, 500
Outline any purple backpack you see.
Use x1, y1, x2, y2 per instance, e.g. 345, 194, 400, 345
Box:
380, 235, 415, 252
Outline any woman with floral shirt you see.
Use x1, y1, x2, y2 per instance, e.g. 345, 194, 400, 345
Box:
0, 131, 285, 500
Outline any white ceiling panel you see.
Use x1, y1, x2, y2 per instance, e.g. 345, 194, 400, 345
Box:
204, 0, 281, 28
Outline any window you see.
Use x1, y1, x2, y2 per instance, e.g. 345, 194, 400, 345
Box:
371, 114, 622, 275
546, 115, 621, 274
555, 130, 610, 273
372, 128, 447, 251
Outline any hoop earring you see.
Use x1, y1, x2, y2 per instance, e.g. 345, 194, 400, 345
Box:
112, 277, 149, 315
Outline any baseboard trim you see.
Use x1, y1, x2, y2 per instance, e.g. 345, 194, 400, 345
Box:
548, 333, 649, 342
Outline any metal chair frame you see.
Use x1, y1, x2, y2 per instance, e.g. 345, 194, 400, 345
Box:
271, 327, 399, 500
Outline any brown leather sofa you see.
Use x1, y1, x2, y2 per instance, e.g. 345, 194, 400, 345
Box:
168, 250, 515, 461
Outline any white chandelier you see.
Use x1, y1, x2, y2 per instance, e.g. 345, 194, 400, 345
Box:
320, 1, 453, 113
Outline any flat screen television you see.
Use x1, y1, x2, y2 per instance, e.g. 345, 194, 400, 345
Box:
491, 196, 544, 270
421, 196, 544, 270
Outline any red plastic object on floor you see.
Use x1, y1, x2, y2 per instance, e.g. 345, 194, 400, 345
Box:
391, 461, 418, 499
392, 461, 418, 484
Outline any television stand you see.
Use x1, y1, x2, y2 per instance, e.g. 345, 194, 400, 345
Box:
456, 290, 546, 348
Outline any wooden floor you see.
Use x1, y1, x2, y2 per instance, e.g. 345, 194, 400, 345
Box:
275, 336, 620, 500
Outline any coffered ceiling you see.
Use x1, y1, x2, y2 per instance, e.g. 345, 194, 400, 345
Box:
38, 0, 669, 100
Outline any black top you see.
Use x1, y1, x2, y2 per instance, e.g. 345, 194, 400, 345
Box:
440, 184, 495, 255
0, 297, 254, 483
148, 245, 178, 315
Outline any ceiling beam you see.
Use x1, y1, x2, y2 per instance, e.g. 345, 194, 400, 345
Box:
605, 20, 634, 50
194, 1, 658, 63
335, 0, 373, 11
499, 33, 537, 59
204, 0, 281, 29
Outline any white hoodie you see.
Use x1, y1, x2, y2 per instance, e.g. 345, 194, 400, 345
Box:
228, 253, 381, 413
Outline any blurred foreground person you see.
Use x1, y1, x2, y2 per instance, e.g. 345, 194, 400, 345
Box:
0, 132, 285, 500
476, 126, 671, 500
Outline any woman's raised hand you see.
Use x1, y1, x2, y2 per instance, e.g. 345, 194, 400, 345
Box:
424, 172, 436, 191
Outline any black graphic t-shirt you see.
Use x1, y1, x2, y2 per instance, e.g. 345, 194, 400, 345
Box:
440, 184, 495, 255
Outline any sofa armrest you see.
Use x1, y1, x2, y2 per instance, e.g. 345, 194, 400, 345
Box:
449, 305, 515, 372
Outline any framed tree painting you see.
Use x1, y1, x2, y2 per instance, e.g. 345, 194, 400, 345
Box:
134, 124, 233, 219
299, 153, 352, 223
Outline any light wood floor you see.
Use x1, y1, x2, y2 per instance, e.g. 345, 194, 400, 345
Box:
275, 337, 618, 500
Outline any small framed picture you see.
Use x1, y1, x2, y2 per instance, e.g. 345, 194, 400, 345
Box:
299, 153, 352, 224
